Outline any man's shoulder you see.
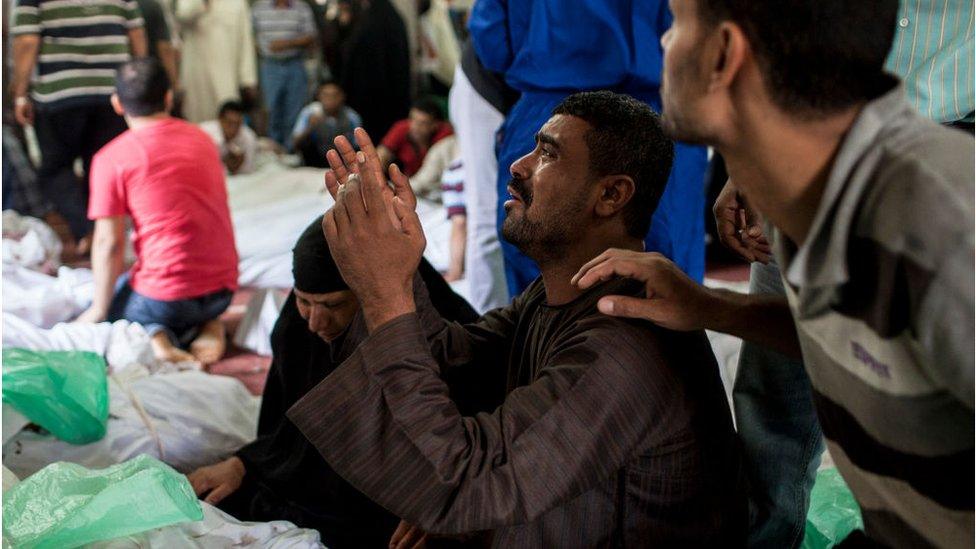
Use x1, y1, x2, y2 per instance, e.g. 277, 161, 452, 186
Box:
93, 129, 137, 162
855, 119, 974, 270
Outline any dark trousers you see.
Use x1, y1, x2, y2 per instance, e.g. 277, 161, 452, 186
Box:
33, 103, 127, 239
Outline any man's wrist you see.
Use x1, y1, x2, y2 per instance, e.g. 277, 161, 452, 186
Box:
361, 290, 416, 333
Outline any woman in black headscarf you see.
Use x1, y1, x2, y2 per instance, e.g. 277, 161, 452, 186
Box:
325, 0, 412, 138
187, 215, 478, 548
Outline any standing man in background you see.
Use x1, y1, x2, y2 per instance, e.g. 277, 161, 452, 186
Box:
136, 0, 179, 97
10, 0, 146, 253
176, 0, 257, 123
252, 0, 316, 149
469, 0, 709, 298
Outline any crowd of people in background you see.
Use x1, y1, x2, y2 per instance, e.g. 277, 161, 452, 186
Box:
1, 0, 974, 547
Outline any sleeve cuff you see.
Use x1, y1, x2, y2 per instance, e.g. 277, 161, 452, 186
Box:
358, 312, 433, 376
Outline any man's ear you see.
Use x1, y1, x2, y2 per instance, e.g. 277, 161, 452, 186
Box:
594, 175, 636, 218
164, 89, 174, 113
110, 94, 125, 116
707, 21, 749, 92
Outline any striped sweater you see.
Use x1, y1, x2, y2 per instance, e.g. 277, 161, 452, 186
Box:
776, 79, 974, 547
12, 0, 143, 110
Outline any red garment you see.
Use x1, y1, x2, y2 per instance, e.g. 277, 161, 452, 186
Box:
379, 119, 453, 176
89, 118, 239, 301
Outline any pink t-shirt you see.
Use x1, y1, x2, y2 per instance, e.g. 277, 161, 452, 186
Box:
89, 118, 239, 301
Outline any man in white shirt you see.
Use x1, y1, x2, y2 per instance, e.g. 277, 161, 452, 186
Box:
199, 101, 259, 175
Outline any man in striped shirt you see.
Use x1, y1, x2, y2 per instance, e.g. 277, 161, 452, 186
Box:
251, 0, 315, 148
11, 0, 146, 247
576, 0, 974, 546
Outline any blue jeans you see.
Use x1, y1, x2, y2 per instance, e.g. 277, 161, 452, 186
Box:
106, 272, 233, 347
733, 259, 824, 548
260, 57, 308, 149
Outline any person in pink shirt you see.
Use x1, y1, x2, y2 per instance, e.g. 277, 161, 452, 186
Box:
77, 59, 239, 367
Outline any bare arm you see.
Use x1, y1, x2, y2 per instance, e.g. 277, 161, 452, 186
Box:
77, 217, 126, 322
444, 214, 466, 282
11, 34, 40, 125
156, 40, 179, 90
128, 27, 148, 57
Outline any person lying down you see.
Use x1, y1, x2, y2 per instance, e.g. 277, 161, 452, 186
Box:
187, 216, 484, 548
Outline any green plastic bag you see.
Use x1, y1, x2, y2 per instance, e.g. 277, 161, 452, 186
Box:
2, 455, 204, 549
802, 468, 864, 549
1, 348, 109, 444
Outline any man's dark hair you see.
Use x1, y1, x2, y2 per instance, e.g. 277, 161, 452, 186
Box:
218, 100, 247, 118
411, 96, 443, 120
552, 91, 674, 240
115, 58, 170, 116
696, 0, 898, 114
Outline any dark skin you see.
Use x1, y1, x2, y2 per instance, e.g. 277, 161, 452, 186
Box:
321, 122, 645, 547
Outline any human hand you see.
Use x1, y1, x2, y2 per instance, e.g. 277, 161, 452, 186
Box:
571, 249, 716, 331
14, 98, 33, 126
389, 520, 428, 549
713, 179, 770, 263
324, 127, 417, 218
268, 39, 289, 53
322, 145, 425, 331
187, 457, 245, 505
75, 305, 106, 324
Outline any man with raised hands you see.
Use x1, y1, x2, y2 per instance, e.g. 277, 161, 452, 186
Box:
286, 92, 747, 547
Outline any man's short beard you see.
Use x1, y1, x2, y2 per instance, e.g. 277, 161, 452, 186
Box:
501, 193, 586, 265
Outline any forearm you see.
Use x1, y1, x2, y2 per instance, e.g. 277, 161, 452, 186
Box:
447, 216, 466, 276
156, 41, 179, 89
89, 237, 125, 317
128, 28, 148, 57
12, 35, 40, 98
705, 289, 801, 358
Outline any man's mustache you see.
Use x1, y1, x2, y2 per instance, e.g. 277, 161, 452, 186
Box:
509, 178, 533, 207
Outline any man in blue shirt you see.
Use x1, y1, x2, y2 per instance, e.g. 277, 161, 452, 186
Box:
469, 0, 708, 297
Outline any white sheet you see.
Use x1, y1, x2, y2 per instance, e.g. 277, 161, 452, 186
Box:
3, 368, 259, 478
2, 265, 93, 328
227, 163, 456, 290
88, 501, 323, 548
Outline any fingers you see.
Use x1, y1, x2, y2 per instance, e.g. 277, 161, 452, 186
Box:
204, 482, 236, 505
326, 149, 349, 183
393, 197, 423, 238
571, 248, 618, 287
388, 164, 417, 209
389, 520, 410, 548
325, 169, 340, 201
187, 471, 213, 496
322, 209, 339, 244
597, 295, 660, 320
334, 135, 360, 177
354, 127, 387, 185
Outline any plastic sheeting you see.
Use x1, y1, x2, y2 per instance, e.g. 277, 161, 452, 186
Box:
2, 455, 203, 549
89, 500, 323, 548
3, 368, 259, 478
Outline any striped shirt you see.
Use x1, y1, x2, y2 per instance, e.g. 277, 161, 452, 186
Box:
885, 0, 975, 123
11, 0, 143, 110
289, 276, 747, 546
440, 158, 465, 218
775, 79, 974, 547
250, 0, 314, 59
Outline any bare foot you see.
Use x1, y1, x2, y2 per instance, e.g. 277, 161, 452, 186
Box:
189, 319, 227, 366
150, 332, 201, 369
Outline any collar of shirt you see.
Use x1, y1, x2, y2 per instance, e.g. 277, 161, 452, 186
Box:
779, 76, 908, 290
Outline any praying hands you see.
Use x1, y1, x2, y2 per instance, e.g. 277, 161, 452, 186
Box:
321, 128, 427, 332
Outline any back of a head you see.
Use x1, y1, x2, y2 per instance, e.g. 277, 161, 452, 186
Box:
115, 58, 170, 117
552, 91, 674, 239
218, 100, 247, 119
696, 0, 898, 115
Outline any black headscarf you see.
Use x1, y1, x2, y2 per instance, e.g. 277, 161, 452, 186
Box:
224, 215, 480, 548
291, 215, 347, 295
